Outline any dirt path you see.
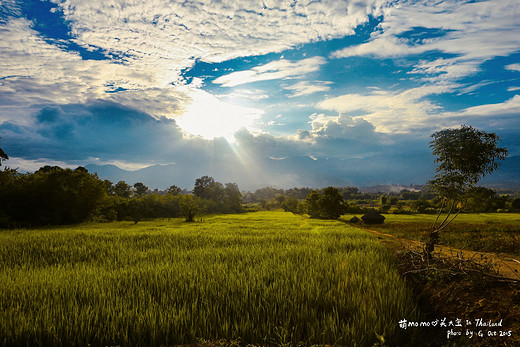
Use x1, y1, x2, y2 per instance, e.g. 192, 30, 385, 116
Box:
356, 226, 520, 281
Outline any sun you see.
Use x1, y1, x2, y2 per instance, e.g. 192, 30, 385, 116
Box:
176, 90, 263, 143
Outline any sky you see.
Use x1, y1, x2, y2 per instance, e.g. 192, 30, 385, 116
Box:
0, 0, 519, 189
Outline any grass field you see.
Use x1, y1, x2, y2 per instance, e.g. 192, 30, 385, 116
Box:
0, 212, 417, 346
340, 213, 520, 255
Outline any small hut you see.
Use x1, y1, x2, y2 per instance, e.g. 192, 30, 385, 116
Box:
361, 208, 385, 225
349, 216, 360, 223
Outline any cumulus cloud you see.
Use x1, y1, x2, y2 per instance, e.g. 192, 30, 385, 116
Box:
213, 57, 327, 87
316, 85, 455, 133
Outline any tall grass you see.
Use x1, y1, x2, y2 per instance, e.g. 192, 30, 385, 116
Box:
0, 212, 416, 346
341, 213, 520, 255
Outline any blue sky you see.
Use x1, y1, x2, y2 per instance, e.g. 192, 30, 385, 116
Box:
0, 0, 519, 189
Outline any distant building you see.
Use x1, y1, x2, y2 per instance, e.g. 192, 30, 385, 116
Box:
361, 208, 385, 224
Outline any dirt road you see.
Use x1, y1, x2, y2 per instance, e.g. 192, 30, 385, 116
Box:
358, 226, 520, 281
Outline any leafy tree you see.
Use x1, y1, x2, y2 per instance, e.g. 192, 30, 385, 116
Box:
426, 125, 508, 256
0, 166, 107, 226
133, 182, 149, 197
103, 179, 115, 195
167, 185, 182, 195
511, 197, 520, 211
179, 194, 205, 222
193, 176, 216, 200
193, 176, 243, 213
305, 190, 322, 218
319, 187, 345, 219
463, 186, 499, 213
223, 182, 243, 213
114, 180, 132, 198
410, 199, 431, 213
305, 187, 345, 219
281, 197, 301, 214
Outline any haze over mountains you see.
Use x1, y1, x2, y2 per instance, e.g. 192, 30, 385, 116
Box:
85, 154, 520, 192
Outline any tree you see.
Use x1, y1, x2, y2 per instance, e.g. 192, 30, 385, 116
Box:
426, 125, 508, 256
304, 190, 322, 218
193, 176, 215, 200
281, 197, 301, 214
0, 137, 8, 166
511, 197, 520, 211
319, 187, 345, 219
133, 182, 149, 197
304, 187, 345, 219
463, 186, 499, 213
0, 166, 107, 226
178, 194, 205, 222
167, 185, 182, 195
114, 181, 132, 198
223, 182, 243, 213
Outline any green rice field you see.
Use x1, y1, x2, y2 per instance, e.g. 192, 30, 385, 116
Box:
341, 213, 520, 255
0, 212, 417, 346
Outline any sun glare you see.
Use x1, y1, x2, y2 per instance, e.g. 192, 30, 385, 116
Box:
176, 91, 263, 143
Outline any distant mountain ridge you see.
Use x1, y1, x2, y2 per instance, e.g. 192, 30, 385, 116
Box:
85, 154, 520, 192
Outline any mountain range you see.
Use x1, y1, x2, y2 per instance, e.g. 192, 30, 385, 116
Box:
84, 153, 520, 192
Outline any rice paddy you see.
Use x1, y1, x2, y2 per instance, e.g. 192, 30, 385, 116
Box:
341, 213, 520, 255
0, 212, 417, 346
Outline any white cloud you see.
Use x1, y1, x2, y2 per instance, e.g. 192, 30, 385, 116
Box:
0, 18, 189, 120
4, 157, 76, 172
452, 94, 520, 118
316, 85, 455, 132
1, 0, 385, 129
54, 0, 386, 63
506, 64, 520, 72
176, 89, 264, 142
508, 87, 520, 92
213, 57, 327, 87
332, 0, 520, 83
284, 81, 332, 97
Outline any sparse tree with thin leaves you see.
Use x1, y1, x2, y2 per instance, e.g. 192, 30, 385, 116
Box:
425, 125, 508, 257
0, 137, 8, 166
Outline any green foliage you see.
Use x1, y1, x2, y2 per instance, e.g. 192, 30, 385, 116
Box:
133, 182, 149, 197
113, 180, 132, 198
280, 196, 303, 214
349, 213, 520, 255
193, 176, 243, 213
426, 125, 508, 256
463, 186, 500, 213
193, 175, 217, 200
410, 199, 431, 213
429, 125, 508, 200
0, 166, 106, 227
512, 197, 520, 211
0, 212, 417, 346
179, 194, 205, 222
305, 187, 345, 219
167, 184, 182, 195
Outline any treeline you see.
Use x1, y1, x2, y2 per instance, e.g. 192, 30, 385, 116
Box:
1, 164, 519, 228
245, 185, 520, 216
0, 167, 242, 227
